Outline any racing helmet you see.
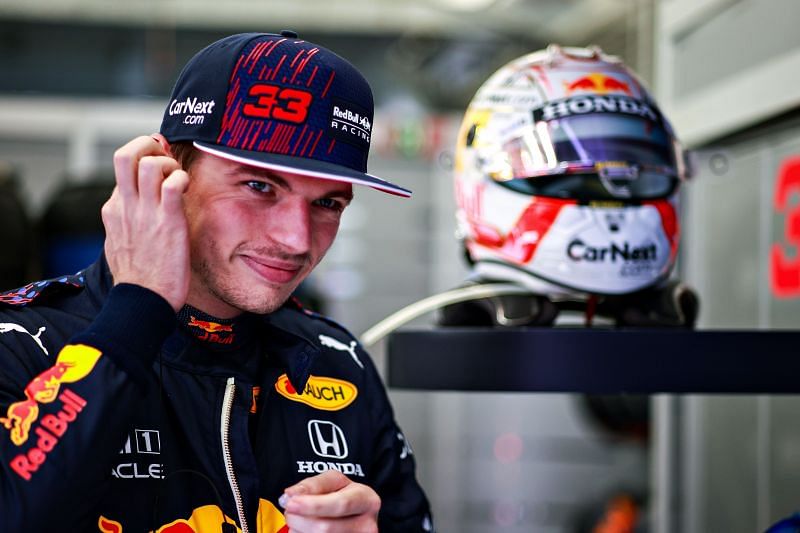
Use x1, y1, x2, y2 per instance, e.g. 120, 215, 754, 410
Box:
454, 45, 688, 296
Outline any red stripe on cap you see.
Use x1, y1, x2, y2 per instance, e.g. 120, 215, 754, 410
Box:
321, 71, 335, 98
218, 78, 242, 142
242, 121, 258, 147
291, 48, 318, 84
271, 55, 287, 81
267, 124, 282, 153
276, 125, 288, 154
281, 125, 293, 154
289, 49, 304, 69
287, 126, 298, 153
245, 42, 265, 74
257, 123, 272, 151
292, 125, 309, 155
327, 139, 336, 154
300, 127, 315, 156
242, 121, 260, 150
229, 117, 241, 145
249, 38, 283, 75
309, 130, 323, 155
263, 38, 286, 59
278, 122, 296, 154
227, 78, 241, 109
306, 65, 318, 87
229, 55, 245, 83
283, 125, 294, 153
234, 119, 246, 147
270, 124, 284, 154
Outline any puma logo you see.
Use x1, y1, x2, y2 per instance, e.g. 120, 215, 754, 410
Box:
0, 323, 49, 356
318, 334, 363, 369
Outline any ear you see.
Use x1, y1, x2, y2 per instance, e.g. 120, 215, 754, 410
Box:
150, 133, 172, 156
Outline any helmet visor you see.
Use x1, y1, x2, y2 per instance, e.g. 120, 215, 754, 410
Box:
497, 113, 680, 200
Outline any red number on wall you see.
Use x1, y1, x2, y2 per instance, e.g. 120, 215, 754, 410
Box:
770, 157, 800, 298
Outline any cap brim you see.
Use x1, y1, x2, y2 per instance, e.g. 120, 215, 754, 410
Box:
193, 142, 411, 198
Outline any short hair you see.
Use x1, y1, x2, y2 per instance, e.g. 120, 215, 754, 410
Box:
169, 141, 201, 172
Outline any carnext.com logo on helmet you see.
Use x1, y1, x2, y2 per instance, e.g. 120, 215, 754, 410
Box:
567, 239, 657, 263
168, 96, 216, 125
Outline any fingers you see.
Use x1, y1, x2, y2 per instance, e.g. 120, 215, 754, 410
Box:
103, 135, 191, 311
137, 156, 183, 206
161, 168, 190, 212
283, 512, 378, 533
280, 470, 381, 519
285, 469, 351, 498
112, 135, 168, 199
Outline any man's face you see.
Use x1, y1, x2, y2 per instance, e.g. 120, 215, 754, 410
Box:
181, 151, 352, 317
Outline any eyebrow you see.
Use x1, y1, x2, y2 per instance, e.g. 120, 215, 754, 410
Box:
231, 165, 354, 202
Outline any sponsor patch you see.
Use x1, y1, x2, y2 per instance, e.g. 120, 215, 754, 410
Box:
563, 73, 632, 95
0, 322, 48, 355
275, 374, 357, 411
112, 428, 164, 480
318, 334, 363, 369
533, 94, 659, 123
2, 344, 100, 447
328, 98, 371, 148
168, 95, 216, 126
307, 420, 348, 459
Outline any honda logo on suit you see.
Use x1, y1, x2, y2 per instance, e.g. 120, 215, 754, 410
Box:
307, 420, 348, 459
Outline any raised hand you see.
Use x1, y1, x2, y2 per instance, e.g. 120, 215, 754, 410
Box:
280, 470, 381, 533
101, 134, 191, 311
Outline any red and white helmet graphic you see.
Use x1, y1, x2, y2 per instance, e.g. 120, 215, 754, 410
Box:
454, 45, 687, 296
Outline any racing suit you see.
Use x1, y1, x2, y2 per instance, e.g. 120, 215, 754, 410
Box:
0, 257, 433, 532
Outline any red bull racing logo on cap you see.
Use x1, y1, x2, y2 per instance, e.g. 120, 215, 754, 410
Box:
275, 374, 357, 411
2, 343, 101, 480
564, 73, 632, 95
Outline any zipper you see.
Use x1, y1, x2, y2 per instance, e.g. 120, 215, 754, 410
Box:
221, 377, 249, 533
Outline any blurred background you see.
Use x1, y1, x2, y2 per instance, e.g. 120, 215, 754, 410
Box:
1, 0, 800, 531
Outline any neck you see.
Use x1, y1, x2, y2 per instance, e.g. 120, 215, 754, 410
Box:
185, 289, 242, 320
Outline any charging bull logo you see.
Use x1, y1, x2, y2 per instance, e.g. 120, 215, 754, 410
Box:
187, 316, 235, 345
98, 499, 288, 532
1, 344, 100, 446
564, 73, 632, 95
275, 374, 357, 411
3, 344, 100, 480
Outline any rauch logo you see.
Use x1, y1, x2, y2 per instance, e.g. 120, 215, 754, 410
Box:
274, 374, 357, 411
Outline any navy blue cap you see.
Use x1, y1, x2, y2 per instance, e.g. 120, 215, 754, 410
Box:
160, 32, 410, 197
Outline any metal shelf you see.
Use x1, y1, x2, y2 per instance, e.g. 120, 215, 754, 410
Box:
386, 327, 800, 393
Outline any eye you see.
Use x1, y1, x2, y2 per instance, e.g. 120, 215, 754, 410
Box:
246, 180, 273, 194
315, 198, 346, 212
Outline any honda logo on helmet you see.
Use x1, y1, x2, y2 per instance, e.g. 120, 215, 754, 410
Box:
307, 420, 348, 459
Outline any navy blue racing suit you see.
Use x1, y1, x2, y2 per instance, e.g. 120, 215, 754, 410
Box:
0, 257, 433, 532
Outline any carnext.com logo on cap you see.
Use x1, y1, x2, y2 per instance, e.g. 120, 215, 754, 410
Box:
169, 96, 216, 125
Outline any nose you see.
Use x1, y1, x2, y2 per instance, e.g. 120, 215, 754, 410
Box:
269, 196, 312, 255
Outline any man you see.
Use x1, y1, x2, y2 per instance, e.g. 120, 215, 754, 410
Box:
0, 31, 433, 532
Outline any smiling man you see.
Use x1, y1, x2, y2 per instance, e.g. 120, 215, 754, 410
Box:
0, 32, 432, 533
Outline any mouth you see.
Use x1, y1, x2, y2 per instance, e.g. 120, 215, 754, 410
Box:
240, 255, 304, 284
